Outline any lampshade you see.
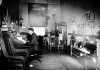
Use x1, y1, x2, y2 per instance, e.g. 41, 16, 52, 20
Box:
0, 0, 2, 5
1, 24, 9, 31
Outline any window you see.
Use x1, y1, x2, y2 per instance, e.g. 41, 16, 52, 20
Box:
33, 27, 46, 36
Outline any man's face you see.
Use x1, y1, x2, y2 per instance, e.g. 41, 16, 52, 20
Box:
13, 31, 17, 36
28, 30, 33, 34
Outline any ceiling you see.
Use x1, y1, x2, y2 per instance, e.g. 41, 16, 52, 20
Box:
1, 0, 100, 15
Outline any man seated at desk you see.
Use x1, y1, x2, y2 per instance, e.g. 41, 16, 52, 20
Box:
27, 28, 38, 51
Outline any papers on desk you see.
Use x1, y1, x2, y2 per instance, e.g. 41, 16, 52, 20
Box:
16, 36, 27, 44
79, 47, 90, 54
73, 47, 90, 54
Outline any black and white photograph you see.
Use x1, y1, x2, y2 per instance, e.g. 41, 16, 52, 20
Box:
0, 0, 100, 70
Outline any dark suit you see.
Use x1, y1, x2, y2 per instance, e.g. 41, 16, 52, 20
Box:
26, 32, 38, 52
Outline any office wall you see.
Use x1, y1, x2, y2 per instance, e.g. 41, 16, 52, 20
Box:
19, 1, 100, 36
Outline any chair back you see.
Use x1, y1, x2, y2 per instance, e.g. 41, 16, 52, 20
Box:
0, 32, 14, 57
1, 31, 26, 56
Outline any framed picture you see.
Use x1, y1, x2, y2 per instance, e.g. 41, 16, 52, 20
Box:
85, 10, 95, 21
28, 3, 48, 26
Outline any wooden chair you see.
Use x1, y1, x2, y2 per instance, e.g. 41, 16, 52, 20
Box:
0, 31, 29, 70
0, 37, 25, 60
2, 31, 29, 56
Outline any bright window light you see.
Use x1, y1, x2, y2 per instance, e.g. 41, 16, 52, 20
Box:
33, 27, 46, 36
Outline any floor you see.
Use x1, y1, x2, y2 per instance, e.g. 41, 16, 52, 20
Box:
0, 45, 98, 70
29, 54, 98, 70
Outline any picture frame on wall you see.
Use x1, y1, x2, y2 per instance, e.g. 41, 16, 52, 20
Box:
28, 3, 47, 16
28, 3, 48, 26
85, 10, 95, 22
